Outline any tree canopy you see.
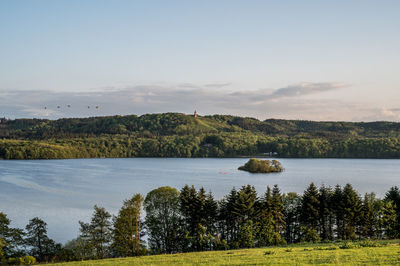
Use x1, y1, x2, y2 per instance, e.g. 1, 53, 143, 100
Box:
0, 113, 399, 159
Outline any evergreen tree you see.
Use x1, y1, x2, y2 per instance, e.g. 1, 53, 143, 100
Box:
271, 185, 285, 232
271, 185, 286, 244
360, 193, 380, 238
79, 206, 112, 259
331, 185, 345, 239
256, 186, 275, 246
233, 185, 258, 248
318, 185, 333, 240
25, 217, 60, 262
218, 188, 239, 247
342, 184, 362, 240
282, 192, 301, 243
233, 185, 258, 223
384, 186, 400, 234
0, 212, 24, 258
180, 184, 198, 250
237, 220, 255, 248
379, 201, 397, 239
300, 183, 320, 233
204, 191, 218, 250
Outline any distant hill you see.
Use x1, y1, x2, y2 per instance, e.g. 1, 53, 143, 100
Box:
0, 113, 399, 159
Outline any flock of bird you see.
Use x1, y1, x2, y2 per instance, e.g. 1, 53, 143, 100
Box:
44, 105, 99, 110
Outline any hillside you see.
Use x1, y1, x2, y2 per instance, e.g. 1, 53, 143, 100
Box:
0, 113, 399, 159
55, 240, 400, 265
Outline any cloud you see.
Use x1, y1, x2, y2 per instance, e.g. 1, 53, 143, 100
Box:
358, 108, 400, 121
204, 82, 232, 88
0, 82, 396, 122
270, 82, 347, 98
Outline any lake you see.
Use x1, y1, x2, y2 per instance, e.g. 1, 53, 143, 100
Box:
0, 158, 399, 243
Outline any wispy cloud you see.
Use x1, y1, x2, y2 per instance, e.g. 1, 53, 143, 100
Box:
0, 82, 397, 121
270, 82, 347, 98
204, 82, 232, 88
358, 108, 400, 121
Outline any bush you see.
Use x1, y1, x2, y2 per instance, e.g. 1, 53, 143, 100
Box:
20, 256, 36, 265
300, 226, 321, 243
339, 242, 359, 249
359, 240, 380, 247
7, 256, 36, 265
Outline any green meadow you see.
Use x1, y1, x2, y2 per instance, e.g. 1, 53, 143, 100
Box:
55, 240, 400, 265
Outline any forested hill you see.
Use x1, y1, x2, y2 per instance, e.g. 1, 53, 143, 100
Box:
0, 113, 399, 159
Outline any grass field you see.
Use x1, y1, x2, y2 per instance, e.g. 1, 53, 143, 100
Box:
56, 240, 400, 265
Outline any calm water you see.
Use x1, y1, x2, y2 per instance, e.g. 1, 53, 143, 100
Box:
0, 158, 399, 243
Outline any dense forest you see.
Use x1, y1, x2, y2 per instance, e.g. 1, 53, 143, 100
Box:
0, 113, 400, 159
2, 183, 400, 264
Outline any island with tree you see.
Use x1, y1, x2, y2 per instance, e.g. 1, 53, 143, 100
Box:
238, 158, 284, 173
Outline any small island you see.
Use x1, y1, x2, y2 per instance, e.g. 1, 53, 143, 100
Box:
238, 158, 284, 173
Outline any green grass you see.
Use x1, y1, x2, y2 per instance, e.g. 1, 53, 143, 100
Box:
56, 240, 400, 265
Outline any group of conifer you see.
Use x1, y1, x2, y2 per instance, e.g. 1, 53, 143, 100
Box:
1, 184, 400, 263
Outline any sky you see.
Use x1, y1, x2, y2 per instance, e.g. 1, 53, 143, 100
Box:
0, 0, 399, 121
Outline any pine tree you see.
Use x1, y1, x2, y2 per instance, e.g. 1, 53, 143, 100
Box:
300, 183, 320, 233
318, 185, 333, 240
360, 193, 380, 238
256, 186, 275, 246
180, 184, 198, 248
193, 187, 207, 251
25, 217, 60, 262
204, 192, 218, 244
179, 186, 212, 251
218, 188, 239, 247
384, 186, 400, 234
331, 185, 345, 239
79, 206, 112, 259
342, 184, 362, 240
282, 192, 301, 243
271, 185, 286, 243
0, 212, 24, 258
379, 201, 397, 239
233, 185, 258, 248
233, 185, 258, 223
238, 220, 255, 248
256, 185, 286, 246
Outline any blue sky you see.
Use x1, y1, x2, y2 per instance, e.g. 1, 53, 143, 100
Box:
0, 0, 399, 121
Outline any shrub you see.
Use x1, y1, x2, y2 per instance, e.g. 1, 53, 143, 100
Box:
339, 242, 359, 249
20, 256, 36, 265
7, 256, 36, 265
359, 240, 380, 247
300, 226, 321, 243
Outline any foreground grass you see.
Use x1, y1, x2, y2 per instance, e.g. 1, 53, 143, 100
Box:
56, 241, 400, 265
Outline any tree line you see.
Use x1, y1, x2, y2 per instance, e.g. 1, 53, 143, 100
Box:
1, 113, 400, 159
2, 183, 400, 264
1, 134, 400, 160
